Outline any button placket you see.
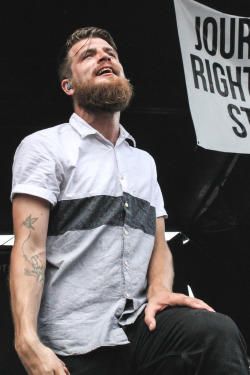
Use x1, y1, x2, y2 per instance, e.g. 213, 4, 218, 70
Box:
115, 147, 127, 190
123, 222, 131, 302
115, 147, 131, 303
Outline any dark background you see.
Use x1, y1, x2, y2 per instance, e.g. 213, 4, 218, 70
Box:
0, 0, 250, 232
0, 0, 249, 368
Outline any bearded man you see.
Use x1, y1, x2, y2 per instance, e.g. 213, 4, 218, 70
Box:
10, 27, 248, 375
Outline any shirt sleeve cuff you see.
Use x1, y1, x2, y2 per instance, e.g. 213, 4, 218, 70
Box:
10, 184, 57, 206
156, 208, 168, 219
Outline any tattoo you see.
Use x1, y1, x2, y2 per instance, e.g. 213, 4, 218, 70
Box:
21, 214, 45, 285
21, 214, 38, 230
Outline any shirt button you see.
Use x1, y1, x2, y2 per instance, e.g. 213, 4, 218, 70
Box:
125, 292, 130, 298
125, 261, 128, 266
124, 202, 129, 208
124, 230, 129, 236
121, 175, 124, 180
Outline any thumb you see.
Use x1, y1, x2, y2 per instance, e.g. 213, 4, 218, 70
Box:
148, 318, 156, 331
144, 302, 157, 331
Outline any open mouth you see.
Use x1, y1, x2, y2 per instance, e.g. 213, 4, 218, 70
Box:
96, 67, 115, 76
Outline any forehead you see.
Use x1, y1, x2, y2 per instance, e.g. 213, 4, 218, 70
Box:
68, 37, 115, 58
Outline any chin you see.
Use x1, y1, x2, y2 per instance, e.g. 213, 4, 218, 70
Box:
74, 76, 134, 113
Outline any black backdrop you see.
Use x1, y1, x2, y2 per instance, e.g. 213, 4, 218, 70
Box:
1, 0, 250, 232
0, 0, 250, 361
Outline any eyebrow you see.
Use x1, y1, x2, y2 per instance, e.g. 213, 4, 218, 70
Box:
103, 47, 117, 55
71, 39, 89, 58
77, 46, 118, 60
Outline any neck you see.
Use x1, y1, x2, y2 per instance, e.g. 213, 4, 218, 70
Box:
75, 105, 120, 145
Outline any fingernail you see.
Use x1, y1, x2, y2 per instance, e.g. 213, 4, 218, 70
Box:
149, 323, 153, 330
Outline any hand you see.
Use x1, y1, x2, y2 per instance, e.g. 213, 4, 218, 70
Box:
145, 286, 215, 331
16, 335, 70, 375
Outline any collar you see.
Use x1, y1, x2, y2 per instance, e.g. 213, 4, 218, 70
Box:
69, 113, 136, 147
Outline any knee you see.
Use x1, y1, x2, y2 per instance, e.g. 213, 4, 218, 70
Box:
187, 309, 242, 345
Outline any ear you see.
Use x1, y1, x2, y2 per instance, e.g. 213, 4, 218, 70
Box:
61, 79, 75, 96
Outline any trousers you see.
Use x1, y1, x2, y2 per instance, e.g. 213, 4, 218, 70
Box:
59, 306, 249, 375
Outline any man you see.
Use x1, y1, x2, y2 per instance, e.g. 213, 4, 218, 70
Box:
10, 27, 248, 375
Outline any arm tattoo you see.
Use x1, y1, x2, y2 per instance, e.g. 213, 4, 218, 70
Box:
21, 215, 45, 285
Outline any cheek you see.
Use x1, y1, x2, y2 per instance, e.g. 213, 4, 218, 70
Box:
118, 65, 125, 78
73, 68, 92, 83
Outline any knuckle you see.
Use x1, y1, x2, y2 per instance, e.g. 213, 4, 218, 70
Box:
179, 293, 186, 298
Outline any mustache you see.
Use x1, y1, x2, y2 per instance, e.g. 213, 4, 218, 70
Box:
93, 65, 120, 76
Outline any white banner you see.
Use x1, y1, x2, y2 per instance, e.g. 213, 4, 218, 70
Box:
174, 0, 250, 153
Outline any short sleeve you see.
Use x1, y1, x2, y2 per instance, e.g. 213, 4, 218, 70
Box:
11, 134, 64, 206
154, 179, 168, 219
151, 158, 168, 219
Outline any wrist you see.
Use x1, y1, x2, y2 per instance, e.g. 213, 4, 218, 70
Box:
15, 330, 40, 353
147, 283, 172, 299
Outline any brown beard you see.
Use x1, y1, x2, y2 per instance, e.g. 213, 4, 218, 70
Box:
73, 76, 133, 113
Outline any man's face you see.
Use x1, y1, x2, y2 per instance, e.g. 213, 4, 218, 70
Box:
69, 37, 125, 87
67, 37, 133, 113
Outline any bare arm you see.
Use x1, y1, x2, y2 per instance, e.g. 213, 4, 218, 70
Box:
10, 194, 69, 375
147, 217, 175, 295
144, 217, 214, 331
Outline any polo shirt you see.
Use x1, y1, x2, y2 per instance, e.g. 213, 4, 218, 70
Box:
11, 113, 167, 356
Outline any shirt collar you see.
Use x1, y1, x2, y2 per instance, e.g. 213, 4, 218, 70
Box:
69, 113, 136, 147
69, 113, 98, 138
118, 124, 136, 147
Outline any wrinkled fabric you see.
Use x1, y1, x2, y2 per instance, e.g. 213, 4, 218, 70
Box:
59, 307, 249, 375
11, 113, 167, 355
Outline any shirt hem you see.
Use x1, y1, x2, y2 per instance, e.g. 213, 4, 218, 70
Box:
53, 340, 130, 357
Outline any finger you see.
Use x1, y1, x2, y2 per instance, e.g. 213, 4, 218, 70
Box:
191, 299, 215, 312
177, 295, 215, 312
56, 365, 70, 375
144, 303, 158, 331
59, 359, 70, 374
63, 366, 71, 375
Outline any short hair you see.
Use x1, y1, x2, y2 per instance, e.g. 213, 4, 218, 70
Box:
57, 27, 117, 82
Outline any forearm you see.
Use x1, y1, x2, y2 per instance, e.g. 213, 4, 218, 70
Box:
147, 241, 174, 297
8, 194, 66, 374
145, 218, 214, 331
10, 242, 46, 346
147, 217, 174, 297
10, 194, 49, 349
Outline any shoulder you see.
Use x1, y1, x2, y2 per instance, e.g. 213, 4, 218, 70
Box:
21, 123, 70, 145
131, 145, 156, 165
124, 144, 157, 179
15, 123, 73, 156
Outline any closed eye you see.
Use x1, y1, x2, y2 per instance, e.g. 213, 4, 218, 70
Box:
82, 53, 92, 59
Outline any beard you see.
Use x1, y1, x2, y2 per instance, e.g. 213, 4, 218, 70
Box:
73, 76, 133, 113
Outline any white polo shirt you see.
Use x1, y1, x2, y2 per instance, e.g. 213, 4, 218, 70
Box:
11, 113, 167, 356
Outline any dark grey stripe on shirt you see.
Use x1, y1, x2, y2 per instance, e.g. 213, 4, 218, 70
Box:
48, 192, 156, 236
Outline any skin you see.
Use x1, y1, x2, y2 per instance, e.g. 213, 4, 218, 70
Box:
10, 194, 70, 375
10, 36, 214, 375
145, 217, 214, 332
61, 37, 126, 145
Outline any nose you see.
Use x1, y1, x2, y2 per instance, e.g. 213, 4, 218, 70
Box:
98, 51, 111, 62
